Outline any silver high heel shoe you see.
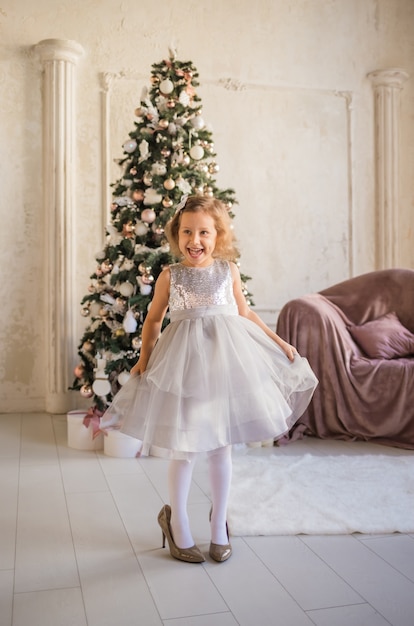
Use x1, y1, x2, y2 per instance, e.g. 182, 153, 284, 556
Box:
209, 506, 232, 562
158, 505, 205, 563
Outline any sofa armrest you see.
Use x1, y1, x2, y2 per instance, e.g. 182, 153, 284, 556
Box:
277, 294, 361, 363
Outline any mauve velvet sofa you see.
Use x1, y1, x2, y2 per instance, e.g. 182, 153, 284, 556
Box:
276, 268, 414, 449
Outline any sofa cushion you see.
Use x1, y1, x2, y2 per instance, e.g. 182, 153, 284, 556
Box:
348, 312, 414, 359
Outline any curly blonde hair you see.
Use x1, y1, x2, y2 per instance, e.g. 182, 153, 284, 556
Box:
165, 195, 240, 261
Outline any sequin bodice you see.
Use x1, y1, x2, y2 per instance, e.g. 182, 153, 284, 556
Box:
169, 260, 237, 312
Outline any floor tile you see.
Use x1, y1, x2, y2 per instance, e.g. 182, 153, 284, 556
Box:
204, 538, 314, 626
302, 535, 414, 626
138, 551, 228, 621
12, 587, 87, 626
67, 490, 162, 625
0, 459, 19, 570
358, 534, 414, 582
20, 414, 59, 466
14, 464, 79, 593
97, 452, 146, 477
0, 570, 13, 626
245, 535, 362, 610
163, 613, 239, 625
307, 602, 391, 626
0, 414, 21, 458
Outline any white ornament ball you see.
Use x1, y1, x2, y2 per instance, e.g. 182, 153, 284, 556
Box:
119, 282, 134, 297
152, 162, 167, 176
135, 221, 149, 236
191, 116, 205, 130
123, 139, 137, 153
123, 309, 138, 333
143, 189, 162, 206
190, 145, 204, 160
140, 283, 152, 296
92, 378, 111, 397
159, 79, 174, 95
117, 371, 131, 386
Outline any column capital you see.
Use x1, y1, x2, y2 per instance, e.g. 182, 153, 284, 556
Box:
367, 68, 409, 89
35, 38, 84, 65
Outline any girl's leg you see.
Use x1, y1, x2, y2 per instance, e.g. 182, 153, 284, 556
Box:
207, 445, 232, 545
168, 456, 197, 549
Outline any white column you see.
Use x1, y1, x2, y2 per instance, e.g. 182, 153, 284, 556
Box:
367, 68, 409, 269
35, 39, 84, 413
99, 72, 115, 237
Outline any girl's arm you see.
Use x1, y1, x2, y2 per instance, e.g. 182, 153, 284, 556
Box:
230, 262, 297, 362
130, 267, 170, 375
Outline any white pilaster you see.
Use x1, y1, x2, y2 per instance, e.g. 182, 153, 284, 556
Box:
367, 68, 409, 269
35, 39, 84, 413
99, 72, 115, 237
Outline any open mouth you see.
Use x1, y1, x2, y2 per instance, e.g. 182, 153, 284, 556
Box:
188, 247, 204, 259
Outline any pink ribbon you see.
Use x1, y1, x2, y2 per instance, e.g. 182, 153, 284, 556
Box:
83, 406, 104, 439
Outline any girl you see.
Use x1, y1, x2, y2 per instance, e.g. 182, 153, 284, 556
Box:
101, 195, 318, 564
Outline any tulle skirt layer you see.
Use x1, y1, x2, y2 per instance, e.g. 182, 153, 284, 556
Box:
100, 306, 318, 459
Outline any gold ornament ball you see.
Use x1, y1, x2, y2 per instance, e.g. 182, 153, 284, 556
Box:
138, 262, 151, 274
115, 328, 126, 338
80, 384, 93, 398
162, 196, 173, 208
141, 274, 155, 285
163, 178, 175, 190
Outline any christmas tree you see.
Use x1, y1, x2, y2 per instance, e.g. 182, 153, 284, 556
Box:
71, 50, 252, 414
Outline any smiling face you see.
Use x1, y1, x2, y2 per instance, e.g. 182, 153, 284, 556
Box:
178, 211, 218, 267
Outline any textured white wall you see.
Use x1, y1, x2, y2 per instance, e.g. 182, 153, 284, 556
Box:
0, 0, 413, 412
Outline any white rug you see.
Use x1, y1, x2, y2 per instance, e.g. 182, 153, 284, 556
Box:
227, 452, 414, 535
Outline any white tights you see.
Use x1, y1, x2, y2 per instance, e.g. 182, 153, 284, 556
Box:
168, 445, 232, 548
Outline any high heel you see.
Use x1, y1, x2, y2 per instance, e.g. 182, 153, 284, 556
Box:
157, 505, 205, 563
209, 506, 232, 562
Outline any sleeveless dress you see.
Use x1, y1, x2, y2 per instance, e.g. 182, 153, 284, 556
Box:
100, 260, 318, 459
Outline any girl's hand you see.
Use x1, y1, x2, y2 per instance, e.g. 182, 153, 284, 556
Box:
278, 339, 297, 362
130, 359, 147, 376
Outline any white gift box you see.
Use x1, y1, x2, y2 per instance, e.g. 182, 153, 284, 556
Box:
104, 429, 142, 458
67, 410, 104, 450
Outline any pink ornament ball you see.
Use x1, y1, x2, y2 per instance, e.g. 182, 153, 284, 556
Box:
141, 208, 156, 223
73, 364, 84, 378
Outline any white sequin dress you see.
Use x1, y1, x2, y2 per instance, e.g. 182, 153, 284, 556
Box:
100, 260, 318, 459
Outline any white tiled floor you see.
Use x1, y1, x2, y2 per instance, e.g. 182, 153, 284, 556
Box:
1, 412, 414, 626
